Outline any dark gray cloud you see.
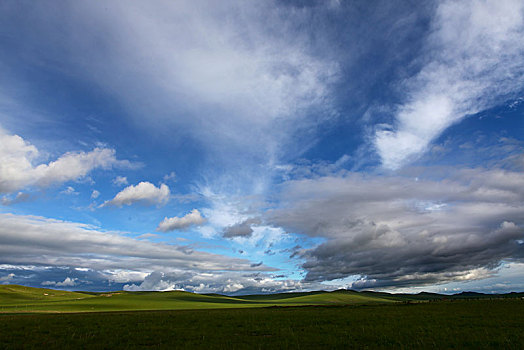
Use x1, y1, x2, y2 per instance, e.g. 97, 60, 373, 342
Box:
267, 163, 524, 289
0, 265, 320, 295
0, 265, 135, 292
223, 218, 262, 238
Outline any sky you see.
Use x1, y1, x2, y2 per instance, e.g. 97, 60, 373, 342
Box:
0, 0, 523, 295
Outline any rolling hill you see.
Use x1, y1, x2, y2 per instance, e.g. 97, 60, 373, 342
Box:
0, 284, 522, 313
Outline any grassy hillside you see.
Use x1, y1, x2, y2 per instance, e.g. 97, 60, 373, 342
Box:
0, 284, 95, 304
1, 284, 522, 314
0, 285, 396, 313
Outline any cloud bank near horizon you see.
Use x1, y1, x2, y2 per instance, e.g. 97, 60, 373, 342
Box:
269, 159, 524, 289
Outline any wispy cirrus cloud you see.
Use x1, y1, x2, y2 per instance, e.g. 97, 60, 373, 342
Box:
0, 1, 346, 218
112, 176, 128, 186
1, 192, 30, 206
2, 1, 339, 164
375, 0, 524, 169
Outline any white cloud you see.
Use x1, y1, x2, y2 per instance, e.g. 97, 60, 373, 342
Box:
163, 172, 176, 183
106, 270, 149, 284
102, 182, 170, 207
123, 270, 320, 295
157, 209, 206, 232
0, 273, 14, 283
375, 0, 524, 169
57, 277, 78, 287
42, 277, 78, 287
112, 176, 128, 186
61, 186, 78, 195
0, 127, 131, 193
91, 190, 100, 199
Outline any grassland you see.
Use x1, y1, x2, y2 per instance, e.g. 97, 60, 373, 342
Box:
1, 300, 523, 349
0, 285, 397, 313
1, 285, 523, 349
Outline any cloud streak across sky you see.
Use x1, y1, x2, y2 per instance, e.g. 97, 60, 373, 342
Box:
0, 1, 523, 294
375, 0, 524, 169
3, 1, 338, 164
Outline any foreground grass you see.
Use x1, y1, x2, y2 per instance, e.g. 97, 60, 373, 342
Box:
1, 299, 523, 349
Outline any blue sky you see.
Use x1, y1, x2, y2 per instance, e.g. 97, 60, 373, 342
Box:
0, 0, 523, 294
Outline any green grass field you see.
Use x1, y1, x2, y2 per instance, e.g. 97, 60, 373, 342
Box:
0, 285, 397, 313
1, 300, 523, 349
1, 285, 523, 349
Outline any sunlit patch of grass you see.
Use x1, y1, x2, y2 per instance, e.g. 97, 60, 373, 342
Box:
0, 286, 397, 313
